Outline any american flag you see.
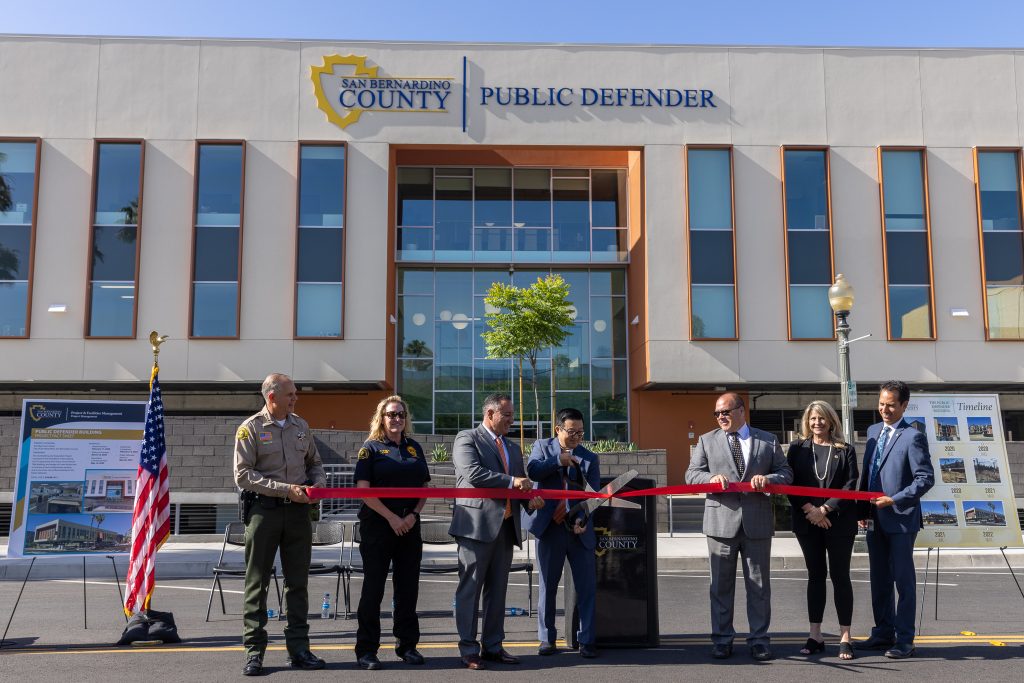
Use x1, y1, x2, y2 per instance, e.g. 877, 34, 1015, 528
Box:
124, 366, 171, 616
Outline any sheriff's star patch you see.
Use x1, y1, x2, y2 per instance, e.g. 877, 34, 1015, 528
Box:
358, 448, 370, 460
236, 426, 250, 441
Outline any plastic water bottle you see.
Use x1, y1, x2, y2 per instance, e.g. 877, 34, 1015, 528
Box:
266, 608, 276, 619
321, 593, 331, 619
505, 607, 527, 616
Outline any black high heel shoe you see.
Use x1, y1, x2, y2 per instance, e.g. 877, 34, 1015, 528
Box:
800, 638, 826, 655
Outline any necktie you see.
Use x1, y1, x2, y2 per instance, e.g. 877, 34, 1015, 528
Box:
495, 437, 512, 519
869, 427, 890, 491
728, 432, 745, 479
553, 454, 572, 525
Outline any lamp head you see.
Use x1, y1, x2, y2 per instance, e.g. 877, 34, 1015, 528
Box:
828, 273, 855, 314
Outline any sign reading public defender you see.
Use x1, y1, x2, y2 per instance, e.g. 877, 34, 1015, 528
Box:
911, 393, 1022, 548
7, 399, 146, 557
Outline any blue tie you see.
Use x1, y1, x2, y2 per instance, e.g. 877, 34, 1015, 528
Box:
869, 427, 891, 491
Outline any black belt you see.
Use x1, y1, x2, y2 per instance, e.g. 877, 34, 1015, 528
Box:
257, 494, 308, 507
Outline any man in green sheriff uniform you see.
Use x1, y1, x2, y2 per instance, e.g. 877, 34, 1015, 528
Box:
234, 373, 327, 676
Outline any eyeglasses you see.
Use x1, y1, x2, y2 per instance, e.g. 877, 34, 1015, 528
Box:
713, 407, 740, 418
559, 429, 585, 438
384, 411, 407, 419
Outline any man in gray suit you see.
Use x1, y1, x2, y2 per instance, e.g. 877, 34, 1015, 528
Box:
685, 392, 793, 662
450, 393, 543, 670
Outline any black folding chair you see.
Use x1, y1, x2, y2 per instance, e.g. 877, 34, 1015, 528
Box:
309, 519, 347, 619
205, 521, 282, 621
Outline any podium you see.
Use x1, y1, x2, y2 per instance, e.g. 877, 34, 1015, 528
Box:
564, 476, 659, 648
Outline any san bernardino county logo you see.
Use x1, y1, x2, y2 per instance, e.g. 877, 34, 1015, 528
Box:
593, 526, 640, 557
28, 404, 64, 422
311, 55, 454, 130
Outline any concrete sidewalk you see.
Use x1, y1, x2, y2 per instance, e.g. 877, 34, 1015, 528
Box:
2, 533, 1023, 580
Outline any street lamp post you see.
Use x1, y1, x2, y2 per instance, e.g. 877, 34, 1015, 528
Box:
828, 274, 856, 445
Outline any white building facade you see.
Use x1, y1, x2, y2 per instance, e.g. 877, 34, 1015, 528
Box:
2, 35, 1024, 482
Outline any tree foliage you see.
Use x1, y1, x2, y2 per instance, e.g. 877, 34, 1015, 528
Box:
482, 274, 574, 433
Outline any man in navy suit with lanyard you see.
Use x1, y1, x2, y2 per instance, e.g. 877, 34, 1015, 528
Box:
856, 380, 934, 659
525, 407, 602, 659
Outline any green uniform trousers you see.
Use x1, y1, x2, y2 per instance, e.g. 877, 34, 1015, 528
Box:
243, 502, 313, 657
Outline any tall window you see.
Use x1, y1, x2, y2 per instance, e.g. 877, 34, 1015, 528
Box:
782, 147, 835, 339
397, 268, 628, 440
879, 148, 935, 339
0, 139, 39, 338
687, 147, 737, 339
396, 167, 628, 263
975, 148, 1024, 339
191, 142, 244, 338
296, 144, 345, 338
86, 141, 144, 337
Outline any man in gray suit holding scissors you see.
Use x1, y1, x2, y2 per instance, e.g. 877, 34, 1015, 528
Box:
450, 393, 543, 670
686, 392, 793, 661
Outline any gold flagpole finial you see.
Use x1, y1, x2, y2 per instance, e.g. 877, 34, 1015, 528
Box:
149, 331, 169, 367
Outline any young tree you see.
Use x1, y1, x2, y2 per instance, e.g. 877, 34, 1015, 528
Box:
482, 274, 574, 447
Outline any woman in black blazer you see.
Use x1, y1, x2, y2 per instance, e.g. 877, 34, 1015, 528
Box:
786, 400, 860, 660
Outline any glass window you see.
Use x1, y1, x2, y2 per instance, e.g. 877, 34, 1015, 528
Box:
881, 151, 926, 230
978, 151, 1021, 230
783, 148, 833, 339
0, 141, 38, 225
397, 168, 434, 226
688, 148, 736, 339
88, 142, 142, 337
591, 170, 627, 227
977, 150, 1024, 339
687, 149, 732, 229
514, 169, 551, 227
553, 177, 590, 257
434, 176, 472, 258
789, 285, 833, 338
397, 267, 627, 439
784, 150, 829, 230
880, 149, 934, 339
192, 142, 243, 337
0, 224, 31, 280
298, 145, 344, 227
0, 281, 29, 337
474, 168, 511, 227
691, 285, 736, 338
296, 144, 345, 337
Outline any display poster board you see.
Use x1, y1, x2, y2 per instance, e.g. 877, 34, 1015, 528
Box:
7, 399, 146, 558
911, 393, 1022, 548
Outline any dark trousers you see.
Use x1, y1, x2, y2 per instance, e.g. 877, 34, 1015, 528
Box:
866, 527, 918, 644
355, 518, 423, 657
454, 519, 515, 657
795, 530, 855, 625
535, 524, 596, 646
243, 503, 312, 657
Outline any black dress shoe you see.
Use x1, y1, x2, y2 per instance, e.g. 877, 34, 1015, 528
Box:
242, 654, 264, 676
855, 635, 896, 650
357, 653, 382, 670
461, 654, 485, 670
579, 644, 598, 659
397, 649, 425, 665
481, 648, 521, 665
885, 642, 915, 659
538, 642, 558, 656
288, 650, 326, 670
711, 643, 733, 659
750, 644, 774, 661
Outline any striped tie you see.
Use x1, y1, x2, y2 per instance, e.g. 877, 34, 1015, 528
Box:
869, 427, 891, 491
728, 432, 745, 478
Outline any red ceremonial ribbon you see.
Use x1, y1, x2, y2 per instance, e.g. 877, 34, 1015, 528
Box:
305, 482, 882, 501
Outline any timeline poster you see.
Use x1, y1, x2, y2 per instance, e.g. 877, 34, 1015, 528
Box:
911, 393, 1022, 548
7, 399, 147, 558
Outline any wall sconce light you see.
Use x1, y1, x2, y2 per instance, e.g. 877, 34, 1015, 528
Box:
48, 304, 67, 313
950, 309, 970, 318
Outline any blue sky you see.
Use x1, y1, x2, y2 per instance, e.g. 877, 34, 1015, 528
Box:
2, 0, 1023, 48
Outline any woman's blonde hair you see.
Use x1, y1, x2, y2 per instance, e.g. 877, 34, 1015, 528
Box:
368, 395, 415, 442
798, 400, 846, 447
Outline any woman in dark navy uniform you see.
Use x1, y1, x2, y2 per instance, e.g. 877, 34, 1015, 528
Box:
353, 395, 431, 671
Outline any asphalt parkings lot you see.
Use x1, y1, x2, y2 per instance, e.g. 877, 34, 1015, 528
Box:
1, 568, 1024, 682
